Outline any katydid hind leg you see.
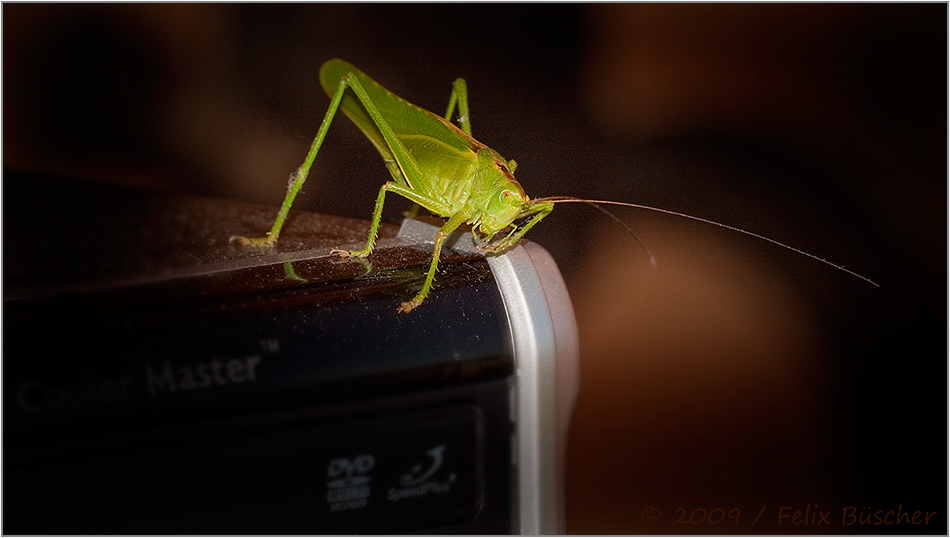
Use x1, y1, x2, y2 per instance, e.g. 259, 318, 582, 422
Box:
233, 71, 428, 247
340, 73, 429, 191
230, 77, 351, 247
444, 78, 472, 136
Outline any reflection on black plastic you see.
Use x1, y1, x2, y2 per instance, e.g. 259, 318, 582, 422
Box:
3, 172, 515, 534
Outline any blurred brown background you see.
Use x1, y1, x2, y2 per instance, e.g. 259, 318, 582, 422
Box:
4, 4, 946, 534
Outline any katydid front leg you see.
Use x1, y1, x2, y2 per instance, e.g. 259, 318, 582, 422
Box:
478, 200, 554, 254
396, 211, 468, 313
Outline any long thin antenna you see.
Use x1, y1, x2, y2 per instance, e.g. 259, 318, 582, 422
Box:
536, 196, 879, 287
580, 201, 657, 267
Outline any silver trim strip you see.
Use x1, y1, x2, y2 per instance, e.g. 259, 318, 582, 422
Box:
395, 219, 580, 534
488, 242, 579, 535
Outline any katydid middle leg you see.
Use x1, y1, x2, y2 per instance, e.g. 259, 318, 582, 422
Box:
333, 179, 451, 259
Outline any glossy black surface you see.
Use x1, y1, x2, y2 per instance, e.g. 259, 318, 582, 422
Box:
4, 172, 516, 534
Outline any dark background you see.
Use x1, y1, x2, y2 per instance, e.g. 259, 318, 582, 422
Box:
4, 4, 946, 534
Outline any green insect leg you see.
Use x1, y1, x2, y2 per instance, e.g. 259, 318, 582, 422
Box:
281, 261, 308, 282
398, 211, 467, 313
443, 78, 472, 136
484, 200, 554, 254
397, 77, 471, 220
331, 181, 391, 258
230, 76, 351, 247
332, 177, 451, 260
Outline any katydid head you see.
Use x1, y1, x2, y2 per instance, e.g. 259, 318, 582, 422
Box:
476, 182, 530, 237
469, 149, 534, 240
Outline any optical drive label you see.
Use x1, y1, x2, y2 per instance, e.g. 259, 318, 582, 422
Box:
315, 408, 482, 532
326, 454, 375, 511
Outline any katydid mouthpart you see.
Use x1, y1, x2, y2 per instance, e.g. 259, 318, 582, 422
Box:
231, 59, 877, 313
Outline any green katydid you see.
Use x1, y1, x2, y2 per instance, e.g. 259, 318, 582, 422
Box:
231, 59, 877, 313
